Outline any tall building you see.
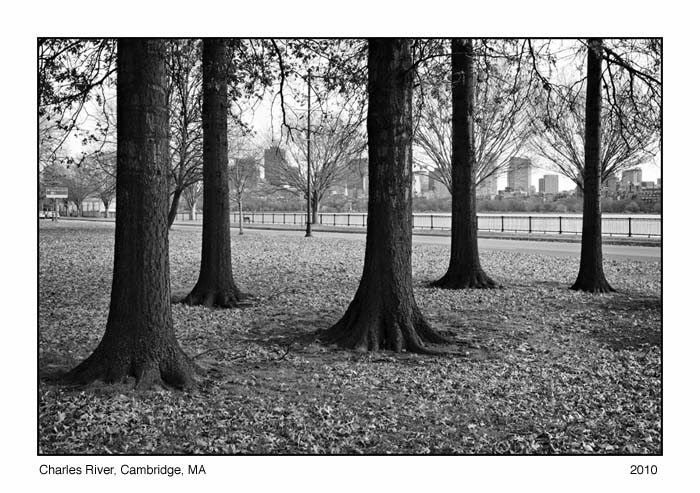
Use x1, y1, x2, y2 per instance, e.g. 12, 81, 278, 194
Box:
428, 171, 450, 198
231, 157, 260, 185
476, 174, 498, 198
264, 146, 287, 187
602, 174, 620, 197
417, 173, 430, 197
507, 157, 532, 194
620, 167, 642, 192
538, 174, 559, 194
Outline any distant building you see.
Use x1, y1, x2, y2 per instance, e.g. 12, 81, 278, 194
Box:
416, 173, 430, 197
620, 167, 643, 193
232, 157, 261, 185
264, 146, 287, 187
507, 157, 531, 194
639, 187, 661, 203
476, 173, 498, 198
538, 174, 559, 194
428, 171, 451, 198
328, 184, 348, 196
602, 174, 620, 196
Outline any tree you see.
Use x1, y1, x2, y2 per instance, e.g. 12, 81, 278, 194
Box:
432, 39, 497, 289
321, 39, 449, 353
414, 40, 531, 194
166, 39, 204, 229
525, 39, 659, 293
263, 39, 368, 224
228, 129, 261, 235
229, 156, 260, 235
91, 150, 117, 217
182, 181, 203, 220
570, 38, 614, 293
529, 78, 658, 192
278, 104, 365, 223
56, 163, 99, 216
66, 39, 195, 388
182, 38, 245, 308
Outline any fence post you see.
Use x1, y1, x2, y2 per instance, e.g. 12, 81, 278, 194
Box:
559, 216, 562, 234
362, 214, 366, 227
501, 215, 504, 233
430, 215, 434, 230
628, 217, 632, 237
333, 214, 336, 226
528, 216, 532, 234
347, 214, 351, 227
283, 213, 286, 224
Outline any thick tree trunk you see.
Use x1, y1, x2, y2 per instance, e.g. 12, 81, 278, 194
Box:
571, 39, 615, 293
167, 187, 183, 228
182, 39, 244, 308
65, 39, 195, 389
433, 38, 496, 289
322, 39, 450, 353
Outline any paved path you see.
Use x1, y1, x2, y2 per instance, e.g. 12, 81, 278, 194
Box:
233, 228, 661, 262
57, 218, 660, 262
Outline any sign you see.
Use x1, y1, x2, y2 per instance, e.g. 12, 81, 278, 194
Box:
46, 187, 68, 199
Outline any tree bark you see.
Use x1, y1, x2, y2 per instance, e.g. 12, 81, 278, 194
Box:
311, 194, 319, 224
571, 38, 615, 293
433, 39, 497, 289
65, 39, 195, 389
167, 187, 183, 228
237, 197, 243, 235
182, 39, 245, 308
321, 39, 450, 353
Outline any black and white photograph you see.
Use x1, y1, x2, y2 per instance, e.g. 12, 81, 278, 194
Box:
10, 1, 696, 491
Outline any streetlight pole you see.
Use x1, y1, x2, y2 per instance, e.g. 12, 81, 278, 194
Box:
305, 67, 313, 237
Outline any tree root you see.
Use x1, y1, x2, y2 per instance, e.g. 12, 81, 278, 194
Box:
64, 346, 197, 390
570, 278, 616, 293
431, 269, 499, 290
321, 300, 453, 354
181, 287, 248, 309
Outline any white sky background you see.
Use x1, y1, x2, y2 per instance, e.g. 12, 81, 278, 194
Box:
5, 1, 694, 493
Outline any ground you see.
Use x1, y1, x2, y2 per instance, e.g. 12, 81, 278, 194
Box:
39, 221, 660, 454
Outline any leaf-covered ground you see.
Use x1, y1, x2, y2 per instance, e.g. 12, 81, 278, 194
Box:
39, 221, 661, 454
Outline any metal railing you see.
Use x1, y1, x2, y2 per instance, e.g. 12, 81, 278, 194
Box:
223, 212, 661, 238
